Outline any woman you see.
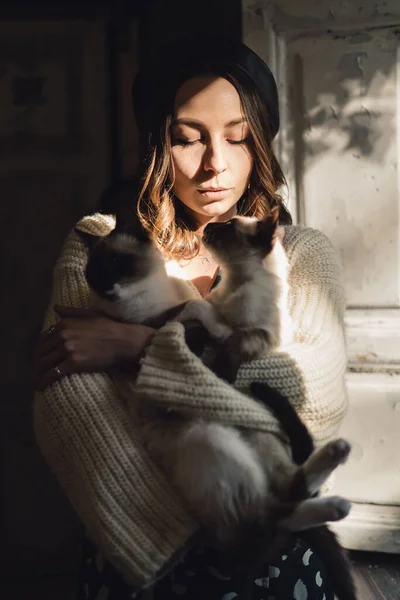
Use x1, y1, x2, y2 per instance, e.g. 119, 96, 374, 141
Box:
34, 37, 348, 599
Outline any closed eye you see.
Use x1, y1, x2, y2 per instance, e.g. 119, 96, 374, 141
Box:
174, 138, 200, 147
174, 137, 250, 147
228, 137, 250, 145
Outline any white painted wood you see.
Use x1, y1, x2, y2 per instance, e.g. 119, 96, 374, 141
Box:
324, 370, 400, 552
346, 308, 400, 363
242, 2, 298, 220
244, 1, 400, 311
331, 372, 400, 504
296, 33, 399, 308
243, 0, 400, 552
331, 503, 400, 553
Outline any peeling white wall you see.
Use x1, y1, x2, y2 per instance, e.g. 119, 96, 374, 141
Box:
243, 0, 400, 307
243, 0, 400, 33
242, 0, 400, 552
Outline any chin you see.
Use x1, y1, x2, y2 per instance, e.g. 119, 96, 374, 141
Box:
200, 199, 238, 218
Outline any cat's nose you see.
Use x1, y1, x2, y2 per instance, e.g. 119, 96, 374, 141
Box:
95, 283, 117, 300
86, 266, 116, 299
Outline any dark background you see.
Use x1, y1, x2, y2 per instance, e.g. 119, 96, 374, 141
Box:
0, 0, 241, 590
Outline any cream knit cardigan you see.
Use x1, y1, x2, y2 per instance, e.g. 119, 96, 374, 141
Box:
33, 213, 348, 590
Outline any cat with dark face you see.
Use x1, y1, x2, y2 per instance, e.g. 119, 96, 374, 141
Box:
77, 211, 356, 600
176, 213, 292, 381
78, 210, 198, 327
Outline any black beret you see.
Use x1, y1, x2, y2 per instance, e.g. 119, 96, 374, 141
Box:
132, 36, 280, 139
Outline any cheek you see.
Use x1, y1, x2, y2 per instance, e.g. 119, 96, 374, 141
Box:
172, 148, 202, 186
233, 150, 253, 185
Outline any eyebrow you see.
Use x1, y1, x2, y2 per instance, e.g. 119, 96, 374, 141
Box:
172, 117, 247, 128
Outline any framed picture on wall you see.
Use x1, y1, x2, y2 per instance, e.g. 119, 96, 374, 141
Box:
0, 28, 84, 156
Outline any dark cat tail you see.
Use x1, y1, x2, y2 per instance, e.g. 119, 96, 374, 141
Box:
301, 526, 357, 600
212, 329, 273, 384
250, 382, 314, 464
211, 331, 249, 383
184, 323, 215, 358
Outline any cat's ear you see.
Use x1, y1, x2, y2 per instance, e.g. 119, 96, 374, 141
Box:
114, 206, 151, 242
75, 228, 101, 249
254, 211, 279, 250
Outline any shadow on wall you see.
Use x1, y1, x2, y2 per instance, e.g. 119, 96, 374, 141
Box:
288, 29, 398, 169
278, 25, 399, 306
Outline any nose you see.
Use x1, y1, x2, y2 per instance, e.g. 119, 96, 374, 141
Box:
202, 139, 227, 174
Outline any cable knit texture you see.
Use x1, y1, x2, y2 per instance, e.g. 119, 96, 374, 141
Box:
33, 212, 348, 589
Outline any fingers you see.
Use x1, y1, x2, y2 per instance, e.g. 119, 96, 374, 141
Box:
36, 346, 68, 379
33, 305, 121, 390
34, 322, 63, 368
34, 322, 68, 389
36, 358, 72, 391
34, 324, 58, 366
41, 321, 61, 338
35, 310, 95, 366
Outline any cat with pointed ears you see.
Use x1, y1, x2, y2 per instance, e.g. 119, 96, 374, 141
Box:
175, 211, 292, 381
77, 210, 356, 600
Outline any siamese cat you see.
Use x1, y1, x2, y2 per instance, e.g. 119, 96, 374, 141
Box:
80, 214, 198, 327
175, 212, 292, 382
77, 212, 356, 600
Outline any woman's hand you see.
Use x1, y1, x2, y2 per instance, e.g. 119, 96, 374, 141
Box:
34, 305, 154, 390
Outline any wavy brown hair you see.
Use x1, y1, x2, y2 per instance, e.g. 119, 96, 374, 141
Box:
137, 65, 291, 262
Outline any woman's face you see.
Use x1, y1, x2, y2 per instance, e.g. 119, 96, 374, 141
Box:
170, 76, 253, 227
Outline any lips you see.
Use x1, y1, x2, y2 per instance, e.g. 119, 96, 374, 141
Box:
198, 187, 232, 201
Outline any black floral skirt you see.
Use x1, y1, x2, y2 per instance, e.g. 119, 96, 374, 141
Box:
79, 536, 334, 600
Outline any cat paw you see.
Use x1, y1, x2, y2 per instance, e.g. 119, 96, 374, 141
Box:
326, 438, 351, 465
326, 496, 352, 521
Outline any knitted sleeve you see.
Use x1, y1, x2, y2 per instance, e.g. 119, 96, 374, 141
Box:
33, 213, 197, 590
135, 226, 348, 447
